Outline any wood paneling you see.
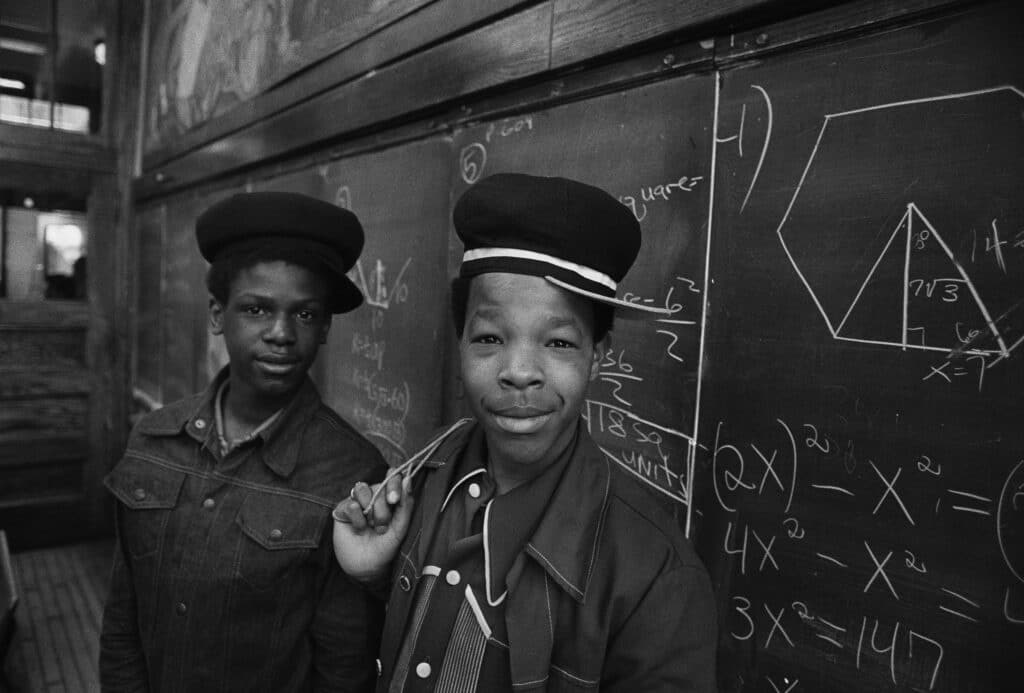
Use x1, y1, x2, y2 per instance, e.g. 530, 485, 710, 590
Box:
0, 435, 87, 468
133, 204, 165, 404
160, 194, 207, 403
136, 3, 553, 198
550, 0, 775, 67
0, 124, 114, 173
141, 0, 533, 170
714, 0, 964, 63
0, 328, 86, 368
0, 398, 88, 442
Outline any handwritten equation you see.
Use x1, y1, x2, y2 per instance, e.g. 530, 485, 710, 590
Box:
708, 413, 1023, 691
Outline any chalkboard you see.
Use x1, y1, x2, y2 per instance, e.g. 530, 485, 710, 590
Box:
696, 4, 1023, 691
319, 139, 453, 466
450, 73, 715, 526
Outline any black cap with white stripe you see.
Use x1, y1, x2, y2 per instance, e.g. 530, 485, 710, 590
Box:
453, 173, 670, 317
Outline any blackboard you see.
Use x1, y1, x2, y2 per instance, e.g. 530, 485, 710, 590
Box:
319, 139, 453, 466
127, 4, 1023, 690
696, 4, 1023, 691
449, 73, 716, 527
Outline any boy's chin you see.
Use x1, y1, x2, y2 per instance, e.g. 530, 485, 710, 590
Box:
483, 427, 572, 470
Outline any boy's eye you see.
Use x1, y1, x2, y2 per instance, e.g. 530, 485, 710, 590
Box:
297, 309, 318, 321
471, 334, 502, 345
243, 304, 266, 316
548, 338, 577, 349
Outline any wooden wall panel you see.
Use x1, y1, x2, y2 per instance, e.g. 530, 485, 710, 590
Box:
133, 205, 166, 404
550, 0, 773, 67
160, 195, 208, 403
141, 0, 532, 170
137, 3, 552, 198
142, 0, 436, 152
0, 328, 86, 369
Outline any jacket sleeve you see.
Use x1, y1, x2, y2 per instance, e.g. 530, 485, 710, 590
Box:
602, 564, 718, 693
310, 539, 386, 693
99, 514, 150, 693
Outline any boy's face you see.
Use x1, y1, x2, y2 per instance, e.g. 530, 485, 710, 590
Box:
210, 260, 332, 407
459, 272, 604, 474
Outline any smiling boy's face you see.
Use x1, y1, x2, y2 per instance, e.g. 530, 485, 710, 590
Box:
459, 272, 605, 478
210, 260, 332, 410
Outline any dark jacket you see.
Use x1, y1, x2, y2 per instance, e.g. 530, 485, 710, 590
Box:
379, 420, 717, 692
99, 372, 386, 693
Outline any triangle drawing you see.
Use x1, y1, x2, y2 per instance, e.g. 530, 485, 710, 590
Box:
835, 203, 1007, 356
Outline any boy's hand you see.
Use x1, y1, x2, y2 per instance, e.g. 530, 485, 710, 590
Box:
332, 474, 412, 583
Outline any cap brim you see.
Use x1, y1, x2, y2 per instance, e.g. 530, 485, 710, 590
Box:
544, 275, 673, 320
319, 255, 363, 313
334, 275, 364, 313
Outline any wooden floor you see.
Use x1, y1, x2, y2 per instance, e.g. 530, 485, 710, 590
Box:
2, 540, 113, 693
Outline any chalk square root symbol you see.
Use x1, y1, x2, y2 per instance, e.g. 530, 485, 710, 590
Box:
774, 86, 1024, 361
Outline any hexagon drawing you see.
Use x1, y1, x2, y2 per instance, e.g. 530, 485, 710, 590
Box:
775, 86, 1024, 360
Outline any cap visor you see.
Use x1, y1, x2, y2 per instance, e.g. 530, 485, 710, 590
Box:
544, 275, 673, 319
334, 275, 364, 313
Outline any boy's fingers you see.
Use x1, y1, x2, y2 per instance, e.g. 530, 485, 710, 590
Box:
385, 473, 403, 504
390, 477, 415, 536
332, 498, 369, 531
369, 491, 394, 532
351, 481, 374, 510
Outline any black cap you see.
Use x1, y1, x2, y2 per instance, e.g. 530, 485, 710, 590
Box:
453, 173, 669, 317
196, 191, 364, 313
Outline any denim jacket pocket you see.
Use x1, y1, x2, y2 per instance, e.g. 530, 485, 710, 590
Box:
105, 456, 186, 560
234, 493, 325, 591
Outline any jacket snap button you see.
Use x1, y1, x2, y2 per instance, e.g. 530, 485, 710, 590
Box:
446, 570, 460, 586
398, 575, 411, 592
133, 488, 146, 501
176, 602, 187, 614
202, 498, 215, 509
269, 529, 283, 541
194, 418, 206, 429
468, 482, 481, 498
415, 661, 431, 678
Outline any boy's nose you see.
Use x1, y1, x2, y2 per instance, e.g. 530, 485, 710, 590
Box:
499, 345, 543, 389
265, 315, 296, 343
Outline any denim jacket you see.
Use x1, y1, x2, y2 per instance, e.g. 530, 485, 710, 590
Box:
100, 371, 386, 692
378, 420, 717, 692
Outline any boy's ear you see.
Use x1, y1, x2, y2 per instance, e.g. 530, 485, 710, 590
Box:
590, 334, 609, 382
209, 297, 225, 335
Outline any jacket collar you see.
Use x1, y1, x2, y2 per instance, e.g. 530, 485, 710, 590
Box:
134, 366, 320, 478
423, 419, 611, 604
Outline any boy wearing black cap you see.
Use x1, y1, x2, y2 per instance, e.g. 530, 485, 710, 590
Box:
333, 174, 717, 691
100, 192, 386, 692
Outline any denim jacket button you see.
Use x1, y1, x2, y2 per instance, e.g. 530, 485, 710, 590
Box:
133, 488, 147, 501
445, 570, 461, 586
415, 661, 431, 678
176, 602, 187, 614
399, 575, 411, 592
202, 498, 215, 509
194, 418, 206, 429
269, 528, 283, 541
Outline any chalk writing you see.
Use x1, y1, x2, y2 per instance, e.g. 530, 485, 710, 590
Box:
619, 174, 704, 221
459, 142, 487, 184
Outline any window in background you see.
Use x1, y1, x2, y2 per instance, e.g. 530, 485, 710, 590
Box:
0, 204, 87, 300
0, 0, 105, 133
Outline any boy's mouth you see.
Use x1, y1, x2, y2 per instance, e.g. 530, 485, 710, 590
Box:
490, 406, 553, 434
492, 413, 552, 434
255, 356, 299, 376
